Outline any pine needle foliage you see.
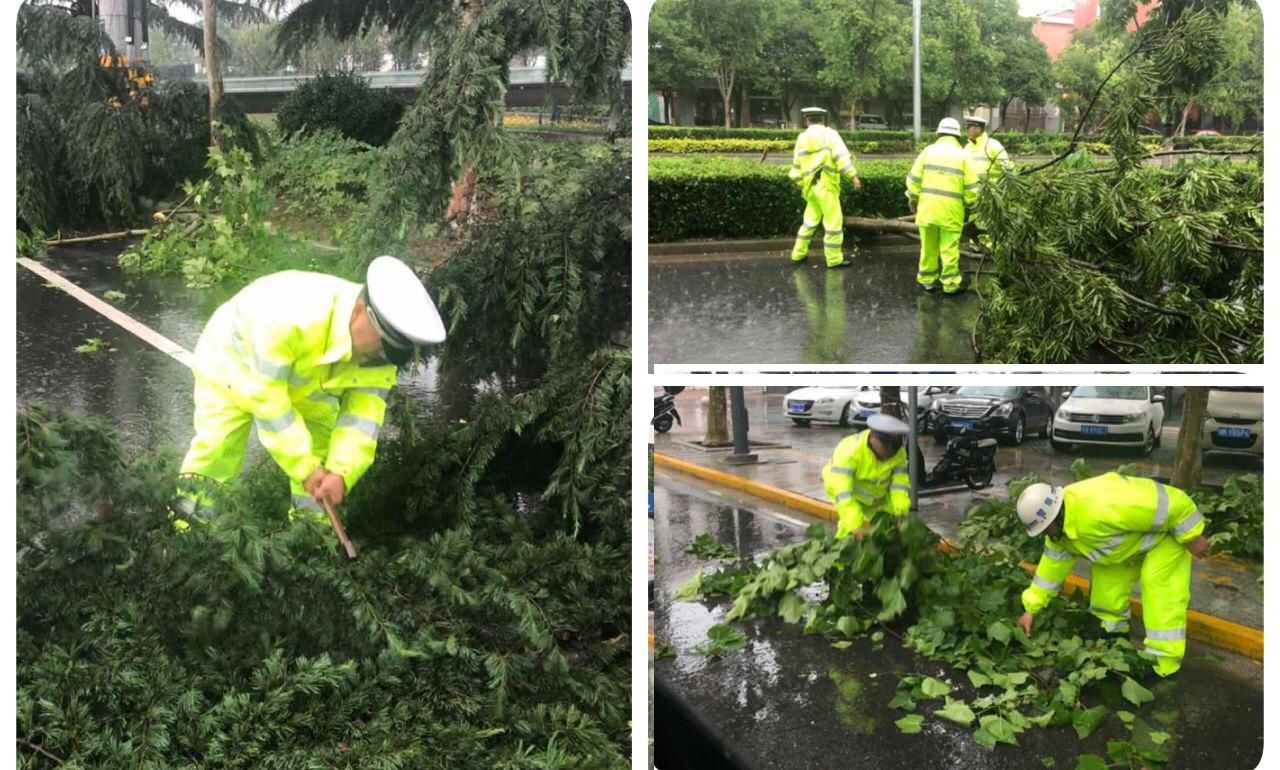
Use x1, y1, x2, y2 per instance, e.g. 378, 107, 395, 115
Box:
972, 8, 1261, 364
18, 395, 630, 768
431, 142, 631, 380
277, 0, 630, 234
16, 2, 256, 233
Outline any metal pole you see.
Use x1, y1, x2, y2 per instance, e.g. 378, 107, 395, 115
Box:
99, 0, 129, 59
724, 387, 759, 465
908, 386, 919, 513
913, 0, 921, 143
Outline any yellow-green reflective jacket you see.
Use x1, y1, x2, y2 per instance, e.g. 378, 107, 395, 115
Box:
821, 430, 911, 537
193, 271, 397, 490
789, 124, 858, 193
965, 133, 1011, 181
1021, 473, 1205, 614
905, 136, 979, 228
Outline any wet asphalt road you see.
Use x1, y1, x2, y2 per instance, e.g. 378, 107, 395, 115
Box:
648, 245, 979, 366
652, 479, 1264, 770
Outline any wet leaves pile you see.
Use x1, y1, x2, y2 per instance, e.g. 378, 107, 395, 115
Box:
673, 478, 1181, 766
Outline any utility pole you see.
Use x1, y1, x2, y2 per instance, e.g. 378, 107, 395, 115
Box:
907, 386, 919, 513
98, 0, 148, 63
913, 0, 921, 143
724, 387, 758, 465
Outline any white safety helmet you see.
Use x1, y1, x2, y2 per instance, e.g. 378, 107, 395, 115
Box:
936, 117, 962, 137
1016, 482, 1063, 537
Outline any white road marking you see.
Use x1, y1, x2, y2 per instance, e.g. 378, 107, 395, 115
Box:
18, 257, 197, 370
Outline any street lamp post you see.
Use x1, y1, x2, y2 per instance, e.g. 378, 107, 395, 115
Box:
913, 0, 921, 143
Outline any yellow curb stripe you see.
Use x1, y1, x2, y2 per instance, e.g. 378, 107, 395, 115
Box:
655, 452, 837, 521
656, 452, 1263, 661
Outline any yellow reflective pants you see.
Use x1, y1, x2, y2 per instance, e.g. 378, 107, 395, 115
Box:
917, 224, 962, 292
176, 374, 335, 526
792, 177, 846, 267
1087, 535, 1191, 677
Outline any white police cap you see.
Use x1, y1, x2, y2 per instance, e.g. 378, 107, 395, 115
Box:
801, 107, 828, 116
963, 114, 988, 126
365, 256, 446, 359
867, 413, 910, 435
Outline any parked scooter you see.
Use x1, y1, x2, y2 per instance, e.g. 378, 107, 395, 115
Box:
652, 386, 685, 434
916, 421, 999, 490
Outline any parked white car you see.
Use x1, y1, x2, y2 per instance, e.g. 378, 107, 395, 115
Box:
842, 386, 955, 429
784, 386, 950, 428
1202, 387, 1263, 458
1050, 385, 1166, 456
783, 386, 871, 427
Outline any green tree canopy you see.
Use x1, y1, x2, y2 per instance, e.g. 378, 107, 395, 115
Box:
649, 0, 767, 129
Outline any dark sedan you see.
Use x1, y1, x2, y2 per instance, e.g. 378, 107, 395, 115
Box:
929, 385, 1054, 446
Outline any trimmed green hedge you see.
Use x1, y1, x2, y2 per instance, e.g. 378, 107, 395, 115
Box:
649, 156, 912, 242
650, 125, 909, 142
650, 124, 1259, 155
1167, 134, 1261, 151
650, 137, 918, 154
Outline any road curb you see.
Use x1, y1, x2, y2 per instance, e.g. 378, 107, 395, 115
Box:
655, 451, 1264, 662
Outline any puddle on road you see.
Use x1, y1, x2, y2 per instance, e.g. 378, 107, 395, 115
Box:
649, 246, 979, 365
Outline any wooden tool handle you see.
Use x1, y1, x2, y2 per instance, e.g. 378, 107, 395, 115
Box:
322, 499, 358, 560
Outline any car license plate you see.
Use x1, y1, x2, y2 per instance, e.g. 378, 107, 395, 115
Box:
1081, 424, 1109, 436
952, 419, 975, 431
1217, 427, 1251, 439
788, 402, 805, 413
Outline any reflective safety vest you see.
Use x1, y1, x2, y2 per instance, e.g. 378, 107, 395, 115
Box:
789, 124, 859, 193
1021, 473, 1206, 614
821, 430, 911, 537
966, 133, 1011, 181
192, 271, 398, 489
905, 135, 979, 228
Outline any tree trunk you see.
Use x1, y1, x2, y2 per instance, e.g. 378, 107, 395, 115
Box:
879, 387, 904, 419
705, 387, 731, 447
446, 0, 484, 224
1175, 101, 1194, 136
1171, 387, 1208, 491
202, 0, 224, 149
999, 99, 1011, 127
1024, 101, 1031, 131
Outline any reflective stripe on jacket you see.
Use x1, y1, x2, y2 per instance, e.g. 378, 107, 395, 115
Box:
193, 270, 397, 490
821, 430, 911, 537
905, 135, 979, 228
789, 124, 858, 192
966, 133, 1011, 181
1021, 473, 1204, 614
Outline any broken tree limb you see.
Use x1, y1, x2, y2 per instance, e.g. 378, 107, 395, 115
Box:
44, 230, 149, 246
844, 216, 919, 233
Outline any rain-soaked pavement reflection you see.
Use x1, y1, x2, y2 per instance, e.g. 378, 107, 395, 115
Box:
653, 480, 1264, 770
17, 242, 450, 451
648, 244, 978, 365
